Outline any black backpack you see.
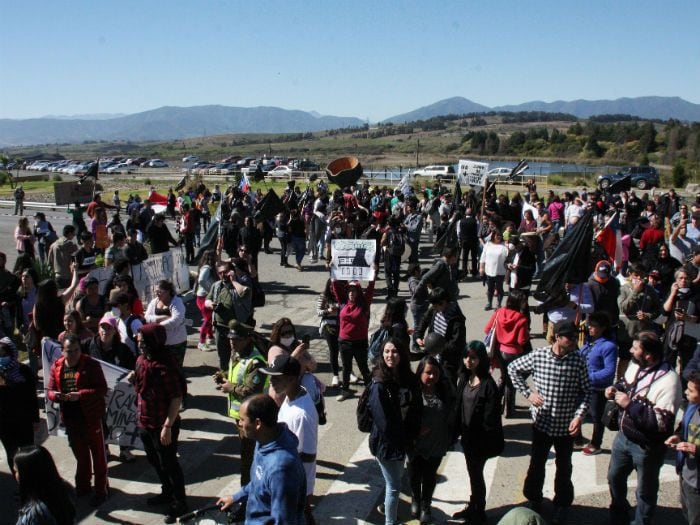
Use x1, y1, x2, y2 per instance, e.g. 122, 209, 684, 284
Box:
356, 383, 373, 433
388, 230, 406, 257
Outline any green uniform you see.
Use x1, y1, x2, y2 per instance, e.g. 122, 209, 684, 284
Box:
226, 345, 266, 420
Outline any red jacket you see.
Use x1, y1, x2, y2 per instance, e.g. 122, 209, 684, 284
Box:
47, 354, 108, 422
484, 307, 529, 355
332, 280, 375, 341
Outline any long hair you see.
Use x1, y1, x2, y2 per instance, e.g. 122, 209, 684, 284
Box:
416, 354, 453, 404
270, 317, 295, 346
376, 337, 413, 385
14, 446, 75, 525
460, 340, 491, 379
199, 249, 217, 270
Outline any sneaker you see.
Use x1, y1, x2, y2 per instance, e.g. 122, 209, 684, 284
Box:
164, 501, 188, 524
336, 390, 352, 402
552, 505, 569, 525
119, 449, 136, 463
349, 373, 360, 384
582, 444, 602, 456
331, 375, 340, 387
295, 263, 303, 271
147, 493, 173, 506
197, 342, 209, 352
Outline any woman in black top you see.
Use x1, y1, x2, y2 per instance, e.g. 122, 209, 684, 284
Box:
452, 340, 504, 525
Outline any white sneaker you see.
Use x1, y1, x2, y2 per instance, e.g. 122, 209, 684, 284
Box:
349, 373, 360, 384
331, 375, 340, 387
336, 390, 352, 402
198, 342, 209, 352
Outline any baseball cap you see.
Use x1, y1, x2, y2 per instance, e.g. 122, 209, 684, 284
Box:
554, 321, 578, 338
260, 354, 301, 377
99, 314, 118, 329
227, 319, 254, 339
594, 260, 612, 282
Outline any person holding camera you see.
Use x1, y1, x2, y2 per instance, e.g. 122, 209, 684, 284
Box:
214, 319, 266, 489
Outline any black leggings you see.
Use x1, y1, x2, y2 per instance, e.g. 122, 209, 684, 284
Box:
408, 455, 442, 506
324, 330, 340, 376
462, 442, 488, 513
140, 420, 186, 502
339, 339, 371, 389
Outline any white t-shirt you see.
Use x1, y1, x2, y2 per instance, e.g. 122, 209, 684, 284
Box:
480, 242, 509, 277
278, 388, 318, 496
117, 315, 143, 355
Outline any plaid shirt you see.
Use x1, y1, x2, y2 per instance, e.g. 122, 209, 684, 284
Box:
508, 346, 591, 437
133, 355, 184, 430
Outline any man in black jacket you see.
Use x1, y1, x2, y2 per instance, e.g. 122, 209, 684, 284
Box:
457, 208, 479, 280
146, 214, 179, 254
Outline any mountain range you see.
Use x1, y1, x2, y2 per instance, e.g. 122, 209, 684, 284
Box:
1, 96, 699, 147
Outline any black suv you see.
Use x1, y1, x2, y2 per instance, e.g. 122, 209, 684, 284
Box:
597, 166, 659, 190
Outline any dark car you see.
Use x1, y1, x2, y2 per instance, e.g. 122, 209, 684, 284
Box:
296, 160, 321, 171
597, 166, 659, 191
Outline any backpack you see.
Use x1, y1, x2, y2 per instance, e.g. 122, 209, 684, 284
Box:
388, 230, 405, 257
124, 314, 141, 348
356, 383, 374, 433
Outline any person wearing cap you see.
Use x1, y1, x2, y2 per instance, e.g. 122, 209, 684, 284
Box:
587, 260, 620, 328
261, 355, 318, 523
415, 286, 465, 387
218, 394, 306, 524
216, 319, 266, 487
619, 263, 662, 340
13, 185, 25, 216
47, 333, 109, 506
508, 320, 591, 522
331, 273, 376, 401
87, 314, 135, 369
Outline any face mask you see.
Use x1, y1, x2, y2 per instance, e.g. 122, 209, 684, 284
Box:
280, 336, 295, 348
0, 356, 11, 367
111, 307, 121, 317
680, 287, 690, 294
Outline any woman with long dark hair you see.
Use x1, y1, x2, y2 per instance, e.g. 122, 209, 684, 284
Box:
453, 341, 504, 525
317, 278, 341, 386
14, 445, 75, 525
408, 355, 455, 523
368, 338, 422, 525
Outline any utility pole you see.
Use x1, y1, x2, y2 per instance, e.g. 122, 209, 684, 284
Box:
415, 139, 420, 167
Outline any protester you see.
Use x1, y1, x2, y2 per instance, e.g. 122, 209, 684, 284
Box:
47, 224, 77, 288
195, 250, 217, 351
317, 278, 341, 387
480, 229, 508, 310
453, 341, 504, 525
266, 318, 317, 406
368, 338, 422, 525
218, 394, 307, 524
145, 280, 188, 370
47, 334, 109, 507
14, 217, 35, 260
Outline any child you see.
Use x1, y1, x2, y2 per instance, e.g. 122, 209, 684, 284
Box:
666, 370, 700, 524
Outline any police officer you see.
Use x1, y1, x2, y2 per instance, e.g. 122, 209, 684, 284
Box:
214, 319, 266, 487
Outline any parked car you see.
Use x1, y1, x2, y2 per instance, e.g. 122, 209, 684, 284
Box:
597, 166, 659, 190
105, 162, 136, 174
143, 159, 169, 168
295, 160, 321, 171
268, 165, 295, 176
182, 155, 199, 163
126, 157, 147, 166
412, 165, 455, 177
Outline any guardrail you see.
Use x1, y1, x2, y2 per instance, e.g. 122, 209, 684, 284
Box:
0, 200, 63, 211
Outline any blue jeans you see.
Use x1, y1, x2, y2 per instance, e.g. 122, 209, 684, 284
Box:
608, 432, 667, 525
377, 457, 404, 525
291, 235, 305, 264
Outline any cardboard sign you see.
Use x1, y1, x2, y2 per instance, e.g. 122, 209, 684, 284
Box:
131, 247, 189, 305
53, 181, 96, 206
330, 239, 376, 281
457, 160, 489, 187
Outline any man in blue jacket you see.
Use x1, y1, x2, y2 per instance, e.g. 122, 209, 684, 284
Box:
218, 394, 306, 524
578, 312, 618, 456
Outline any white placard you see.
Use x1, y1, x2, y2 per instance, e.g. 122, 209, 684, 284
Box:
330, 239, 376, 281
131, 247, 189, 305
457, 159, 490, 187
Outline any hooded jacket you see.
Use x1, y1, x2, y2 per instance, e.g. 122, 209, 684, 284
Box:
233, 424, 306, 524
484, 307, 529, 355
47, 236, 77, 282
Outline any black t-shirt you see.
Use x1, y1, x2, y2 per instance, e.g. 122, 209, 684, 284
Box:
74, 247, 97, 274
60, 364, 83, 420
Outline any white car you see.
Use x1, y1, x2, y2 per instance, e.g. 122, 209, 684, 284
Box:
182, 155, 199, 163
105, 163, 136, 174
144, 159, 169, 168
412, 165, 455, 177
268, 165, 294, 176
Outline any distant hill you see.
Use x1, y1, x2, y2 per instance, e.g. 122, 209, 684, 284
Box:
383, 97, 490, 123
384, 96, 700, 123
0, 105, 365, 147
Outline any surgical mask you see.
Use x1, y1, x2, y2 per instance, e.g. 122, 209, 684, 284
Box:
680, 287, 690, 294
280, 336, 295, 347
111, 307, 121, 317
0, 356, 11, 367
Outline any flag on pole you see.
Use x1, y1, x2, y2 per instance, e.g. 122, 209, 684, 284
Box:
395, 172, 411, 196
239, 174, 250, 193
595, 212, 623, 269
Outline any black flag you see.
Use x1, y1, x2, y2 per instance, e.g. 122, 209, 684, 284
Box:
78, 160, 99, 185
607, 175, 632, 195
454, 179, 462, 207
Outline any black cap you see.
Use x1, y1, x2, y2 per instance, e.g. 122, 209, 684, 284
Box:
554, 321, 578, 338
260, 354, 301, 377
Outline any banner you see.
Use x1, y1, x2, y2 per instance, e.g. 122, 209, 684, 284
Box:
457, 160, 489, 187
87, 266, 114, 296
54, 181, 96, 205
131, 247, 189, 305
330, 239, 376, 281
40, 337, 143, 448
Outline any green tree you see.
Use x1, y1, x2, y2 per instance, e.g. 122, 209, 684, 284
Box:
638, 121, 657, 153
672, 159, 688, 188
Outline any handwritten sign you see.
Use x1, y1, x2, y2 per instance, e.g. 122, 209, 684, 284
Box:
331, 239, 376, 281
132, 247, 189, 305
457, 159, 489, 187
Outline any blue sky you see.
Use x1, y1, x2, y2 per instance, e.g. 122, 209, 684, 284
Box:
1, 0, 698, 121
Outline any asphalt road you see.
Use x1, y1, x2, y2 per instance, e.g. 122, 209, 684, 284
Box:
0, 209, 684, 525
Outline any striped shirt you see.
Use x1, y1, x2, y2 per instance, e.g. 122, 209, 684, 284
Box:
508, 346, 591, 437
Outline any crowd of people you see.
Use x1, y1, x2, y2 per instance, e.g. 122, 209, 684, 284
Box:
1, 174, 700, 525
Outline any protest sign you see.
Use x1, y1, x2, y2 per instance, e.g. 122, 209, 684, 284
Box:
87, 266, 114, 295
330, 239, 376, 281
40, 338, 142, 448
457, 159, 489, 187
131, 247, 189, 305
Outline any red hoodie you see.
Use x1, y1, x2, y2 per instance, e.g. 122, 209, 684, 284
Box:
484, 308, 529, 355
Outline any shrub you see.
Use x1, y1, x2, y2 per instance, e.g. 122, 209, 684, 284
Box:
548, 175, 563, 186
0, 171, 9, 186
144, 178, 152, 186
672, 160, 688, 188
52, 174, 63, 181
